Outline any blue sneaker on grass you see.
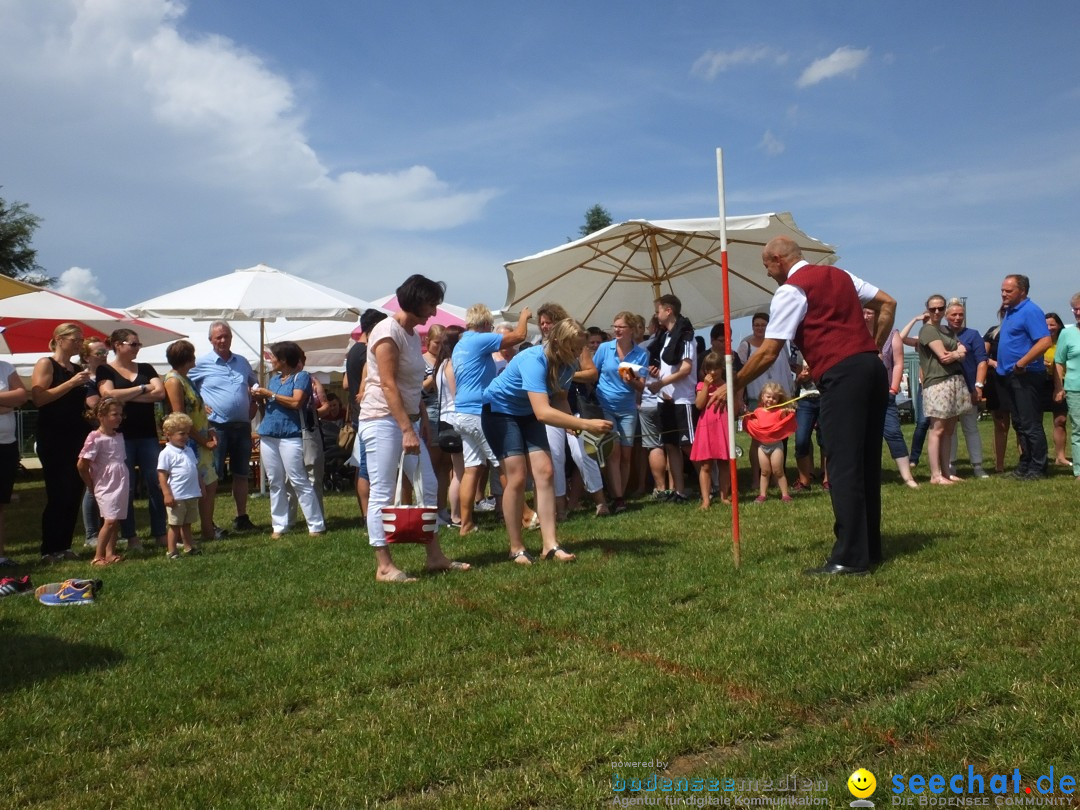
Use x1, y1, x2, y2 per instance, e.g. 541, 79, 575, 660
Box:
36, 578, 102, 606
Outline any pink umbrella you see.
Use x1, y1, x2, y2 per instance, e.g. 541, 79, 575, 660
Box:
368, 294, 467, 334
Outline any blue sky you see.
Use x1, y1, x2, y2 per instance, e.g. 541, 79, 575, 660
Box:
2, 0, 1079, 335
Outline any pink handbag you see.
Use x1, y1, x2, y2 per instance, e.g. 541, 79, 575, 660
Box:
382, 452, 438, 544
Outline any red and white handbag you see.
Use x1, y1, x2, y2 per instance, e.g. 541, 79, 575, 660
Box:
382, 452, 438, 544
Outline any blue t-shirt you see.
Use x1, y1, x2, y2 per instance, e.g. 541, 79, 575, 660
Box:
189, 351, 257, 423
256, 370, 311, 439
483, 345, 575, 416
954, 326, 989, 391
592, 340, 649, 414
452, 331, 503, 415
997, 298, 1050, 375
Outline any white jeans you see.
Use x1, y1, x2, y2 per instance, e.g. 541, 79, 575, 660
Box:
950, 408, 984, 468
545, 424, 603, 497
261, 435, 325, 534
360, 416, 437, 548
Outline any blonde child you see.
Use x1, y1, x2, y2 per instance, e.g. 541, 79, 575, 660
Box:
157, 413, 204, 559
746, 382, 796, 503
690, 352, 733, 509
77, 398, 129, 565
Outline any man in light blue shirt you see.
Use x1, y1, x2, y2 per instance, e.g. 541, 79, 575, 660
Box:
188, 320, 259, 530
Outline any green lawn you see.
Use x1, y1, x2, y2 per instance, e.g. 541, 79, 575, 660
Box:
2, 419, 1078, 808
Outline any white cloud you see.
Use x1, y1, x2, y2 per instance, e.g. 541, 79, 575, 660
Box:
3, 0, 493, 230
796, 46, 870, 88
758, 130, 785, 156
691, 47, 785, 80
56, 266, 104, 304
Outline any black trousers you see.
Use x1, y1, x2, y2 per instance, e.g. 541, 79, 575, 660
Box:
38, 434, 87, 555
816, 352, 888, 569
1003, 370, 1048, 474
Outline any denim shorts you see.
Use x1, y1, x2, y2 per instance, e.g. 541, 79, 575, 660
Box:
481, 405, 549, 460
603, 410, 638, 447
347, 431, 369, 480
211, 422, 253, 482
638, 407, 662, 449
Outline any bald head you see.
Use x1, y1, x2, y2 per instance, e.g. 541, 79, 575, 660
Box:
761, 236, 804, 284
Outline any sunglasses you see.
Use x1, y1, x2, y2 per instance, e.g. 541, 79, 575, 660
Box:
121, 341, 143, 348
927, 307, 945, 313
92, 350, 109, 357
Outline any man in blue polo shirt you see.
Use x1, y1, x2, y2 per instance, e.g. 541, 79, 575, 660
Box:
189, 320, 259, 530
996, 274, 1052, 479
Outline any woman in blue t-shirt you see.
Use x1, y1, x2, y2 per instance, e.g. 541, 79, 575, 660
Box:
482, 319, 612, 564
251, 341, 325, 538
451, 304, 531, 535
592, 310, 649, 512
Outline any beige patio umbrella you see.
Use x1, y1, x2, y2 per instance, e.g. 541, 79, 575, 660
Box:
502, 212, 836, 328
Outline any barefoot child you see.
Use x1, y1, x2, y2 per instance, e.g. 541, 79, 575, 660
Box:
691, 352, 733, 509
744, 382, 797, 503
157, 413, 204, 559
77, 398, 129, 565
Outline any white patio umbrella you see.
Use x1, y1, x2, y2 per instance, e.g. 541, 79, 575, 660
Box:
502, 212, 837, 328
126, 264, 377, 381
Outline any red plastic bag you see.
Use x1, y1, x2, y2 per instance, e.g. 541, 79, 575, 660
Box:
382, 452, 438, 544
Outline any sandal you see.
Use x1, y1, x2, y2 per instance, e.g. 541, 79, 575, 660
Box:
509, 549, 535, 565
426, 560, 471, 573
543, 546, 576, 562
90, 558, 110, 567
377, 571, 418, 583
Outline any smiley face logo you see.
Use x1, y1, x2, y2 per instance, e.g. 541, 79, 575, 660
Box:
847, 768, 876, 798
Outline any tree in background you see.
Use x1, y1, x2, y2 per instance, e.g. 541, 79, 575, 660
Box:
0, 192, 53, 286
579, 204, 613, 238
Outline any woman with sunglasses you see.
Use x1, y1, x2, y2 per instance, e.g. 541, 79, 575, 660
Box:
97, 328, 167, 550
30, 323, 94, 561
913, 295, 970, 485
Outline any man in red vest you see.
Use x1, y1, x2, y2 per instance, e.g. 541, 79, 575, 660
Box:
711, 236, 896, 574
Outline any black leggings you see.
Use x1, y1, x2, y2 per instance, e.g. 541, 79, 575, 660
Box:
38, 436, 86, 555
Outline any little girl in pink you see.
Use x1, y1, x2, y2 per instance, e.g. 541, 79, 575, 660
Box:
77, 398, 130, 565
691, 352, 733, 509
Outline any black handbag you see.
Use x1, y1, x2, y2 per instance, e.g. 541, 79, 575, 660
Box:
437, 419, 463, 454
435, 369, 463, 453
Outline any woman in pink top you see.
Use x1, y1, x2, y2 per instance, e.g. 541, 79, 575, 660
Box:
358, 275, 471, 583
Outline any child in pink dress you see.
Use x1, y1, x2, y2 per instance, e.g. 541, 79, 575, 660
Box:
691, 352, 733, 509
77, 398, 130, 565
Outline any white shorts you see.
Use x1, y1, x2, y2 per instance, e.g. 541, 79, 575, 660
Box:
453, 412, 498, 469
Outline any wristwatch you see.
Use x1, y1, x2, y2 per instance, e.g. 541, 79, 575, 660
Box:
974, 382, 984, 388
139, 383, 147, 394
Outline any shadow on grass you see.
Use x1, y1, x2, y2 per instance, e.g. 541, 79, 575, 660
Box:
436, 536, 675, 568
0, 623, 124, 693
881, 530, 943, 563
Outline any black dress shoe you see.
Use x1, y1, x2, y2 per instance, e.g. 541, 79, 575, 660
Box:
803, 563, 870, 576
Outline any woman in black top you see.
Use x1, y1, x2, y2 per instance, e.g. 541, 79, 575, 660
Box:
97, 328, 167, 550
30, 323, 93, 560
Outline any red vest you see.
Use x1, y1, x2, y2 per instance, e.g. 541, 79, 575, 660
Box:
785, 265, 878, 381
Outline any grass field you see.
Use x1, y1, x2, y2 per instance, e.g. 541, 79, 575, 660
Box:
2, 419, 1078, 809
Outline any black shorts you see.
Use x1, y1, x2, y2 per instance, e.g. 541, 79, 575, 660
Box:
658, 401, 695, 447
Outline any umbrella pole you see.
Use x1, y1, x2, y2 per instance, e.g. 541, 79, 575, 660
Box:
717, 148, 740, 568
259, 318, 267, 497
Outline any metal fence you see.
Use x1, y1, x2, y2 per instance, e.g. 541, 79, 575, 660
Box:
16, 408, 38, 458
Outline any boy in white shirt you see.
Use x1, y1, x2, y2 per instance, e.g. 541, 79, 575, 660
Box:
157, 413, 205, 559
